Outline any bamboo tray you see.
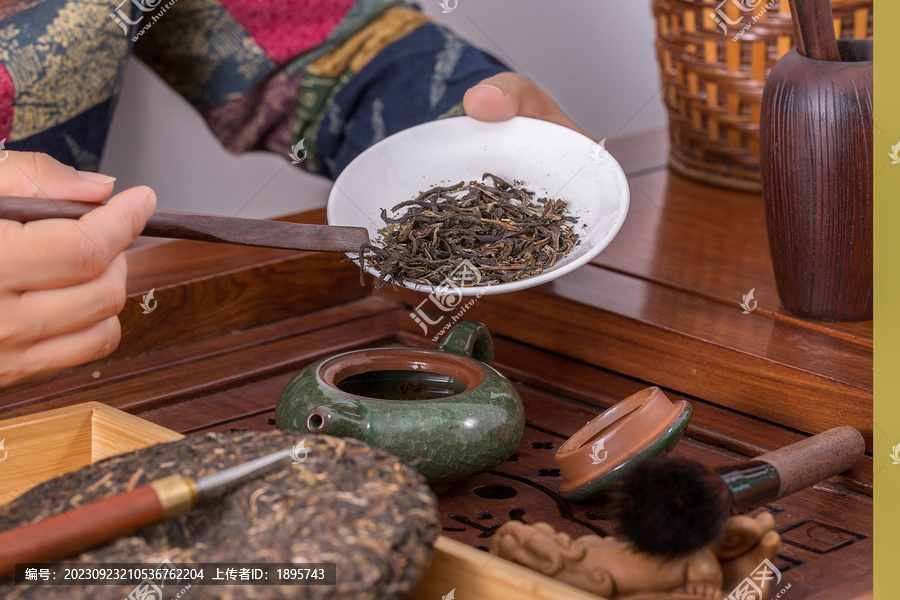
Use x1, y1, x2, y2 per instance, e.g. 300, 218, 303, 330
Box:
407, 536, 605, 600
0, 402, 184, 505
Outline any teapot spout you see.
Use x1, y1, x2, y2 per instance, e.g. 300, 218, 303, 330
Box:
304, 403, 369, 439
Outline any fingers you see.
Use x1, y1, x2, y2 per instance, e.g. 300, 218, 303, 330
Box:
0, 185, 156, 290
0, 151, 116, 202
4, 253, 128, 344
463, 72, 591, 138
0, 316, 122, 389
0, 152, 148, 388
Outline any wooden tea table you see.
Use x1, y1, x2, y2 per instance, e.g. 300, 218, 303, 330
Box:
0, 129, 872, 599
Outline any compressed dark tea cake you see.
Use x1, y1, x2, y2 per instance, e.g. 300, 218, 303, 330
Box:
0, 431, 439, 600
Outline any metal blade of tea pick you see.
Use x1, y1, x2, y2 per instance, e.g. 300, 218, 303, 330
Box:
194, 448, 294, 502
0, 196, 370, 252
0, 448, 296, 579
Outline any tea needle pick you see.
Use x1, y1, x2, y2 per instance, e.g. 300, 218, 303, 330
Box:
0, 448, 295, 578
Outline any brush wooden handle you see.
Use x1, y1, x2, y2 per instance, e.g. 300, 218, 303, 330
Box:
0, 475, 195, 579
718, 426, 864, 511
757, 426, 864, 499
0, 196, 369, 252
788, 0, 840, 61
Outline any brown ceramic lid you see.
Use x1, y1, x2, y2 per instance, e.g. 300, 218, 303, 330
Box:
554, 387, 692, 501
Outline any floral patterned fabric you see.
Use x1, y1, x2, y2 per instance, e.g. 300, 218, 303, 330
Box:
0, 0, 507, 177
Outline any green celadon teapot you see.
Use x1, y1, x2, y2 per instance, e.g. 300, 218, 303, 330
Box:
275, 321, 524, 488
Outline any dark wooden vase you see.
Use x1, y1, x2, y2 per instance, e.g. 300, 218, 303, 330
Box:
760, 40, 873, 321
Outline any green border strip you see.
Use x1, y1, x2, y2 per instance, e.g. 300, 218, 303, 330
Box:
875, 1, 899, 598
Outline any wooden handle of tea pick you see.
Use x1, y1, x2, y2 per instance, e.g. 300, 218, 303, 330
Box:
0, 196, 370, 253
0, 475, 195, 580
757, 426, 865, 499
787, 0, 840, 61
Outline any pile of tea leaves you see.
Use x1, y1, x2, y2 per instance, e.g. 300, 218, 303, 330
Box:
358, 173, 580, 289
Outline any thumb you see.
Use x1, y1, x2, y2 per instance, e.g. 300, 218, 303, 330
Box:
0, 151, 116, 203
463, 72, 590, 138
77, 185, 158, 260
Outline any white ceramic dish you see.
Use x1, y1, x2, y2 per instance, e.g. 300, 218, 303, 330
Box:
327, 116, 629, 295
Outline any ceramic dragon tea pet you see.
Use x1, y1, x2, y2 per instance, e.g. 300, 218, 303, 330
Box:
490, 513, 782, 600
275, 321, 524, 488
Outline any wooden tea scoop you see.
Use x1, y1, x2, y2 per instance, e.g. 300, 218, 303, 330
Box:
0, 196, 369, 252
788, 0, 841, 61
0, 448, 294, 579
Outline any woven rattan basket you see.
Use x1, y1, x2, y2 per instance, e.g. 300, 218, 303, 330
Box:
652, 0, 872, 191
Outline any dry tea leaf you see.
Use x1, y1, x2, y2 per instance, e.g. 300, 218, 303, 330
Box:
359, 173, 579, 289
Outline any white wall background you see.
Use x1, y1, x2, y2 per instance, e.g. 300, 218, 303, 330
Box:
100, 1, 665, 218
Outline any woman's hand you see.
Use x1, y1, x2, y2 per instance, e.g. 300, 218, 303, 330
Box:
463, 72, 590, 138
0, 152, 155, 388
